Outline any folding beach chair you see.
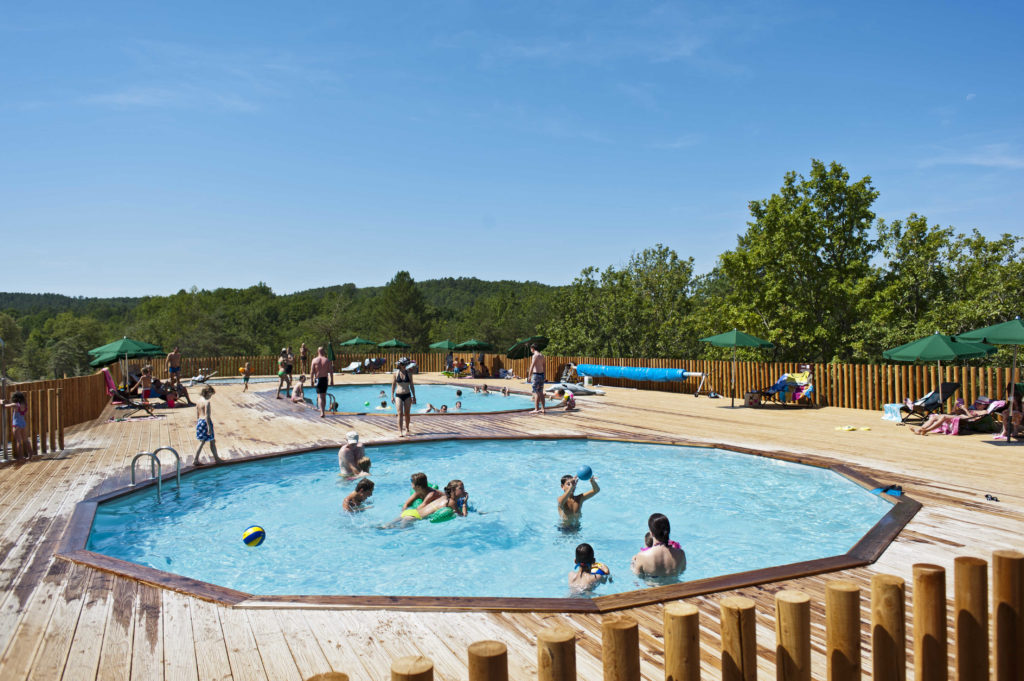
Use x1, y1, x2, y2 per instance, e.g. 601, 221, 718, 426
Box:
101, 369, 154, 418
758, 364, 815, 406
899, 382, 960, 425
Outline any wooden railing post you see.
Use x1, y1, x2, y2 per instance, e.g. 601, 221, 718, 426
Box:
601, 615, 640, 681
391, 655, 433, 681
664, 602, 700, 681
871, 574, 906, 681
47, 388, 55, 452
826, 580, 860, 681
468, 640, 508, 681
775, 590, 810, 681
304, 673, 349, 681
912, 564, 946, 681
537, 625, 576, 681
56, 387, 64, 450
720, 596, 756, 681
993, 550, 1024, 681
954, 556, 988, 681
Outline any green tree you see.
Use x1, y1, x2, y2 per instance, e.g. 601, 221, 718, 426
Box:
716, 160, 879, 361
545, 245, 695, 358
374, 271, 430, 350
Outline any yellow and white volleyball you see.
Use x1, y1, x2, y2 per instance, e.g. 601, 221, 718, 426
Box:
242, 525, 266, 546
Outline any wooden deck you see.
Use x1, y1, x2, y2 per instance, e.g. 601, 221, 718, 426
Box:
0, 373, 1021, 679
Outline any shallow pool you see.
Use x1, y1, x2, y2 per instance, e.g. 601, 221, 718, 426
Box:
87, 439, 892, 599
294, 382, 534, 413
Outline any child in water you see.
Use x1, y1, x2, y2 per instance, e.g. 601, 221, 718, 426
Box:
343, 478, 374, 511
569, 543, 610, 592
401, 472, 442, 512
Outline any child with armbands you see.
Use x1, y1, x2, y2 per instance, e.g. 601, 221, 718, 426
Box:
569, 543, 610, 592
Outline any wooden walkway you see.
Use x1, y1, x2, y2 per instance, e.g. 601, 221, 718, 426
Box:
0, 374, 1021, 679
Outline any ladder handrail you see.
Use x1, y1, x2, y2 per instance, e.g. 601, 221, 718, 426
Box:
130, 452, 162, 503
151, 446, 182, 490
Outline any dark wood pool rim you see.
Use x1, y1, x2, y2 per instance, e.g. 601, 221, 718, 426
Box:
56, 434, 920, 614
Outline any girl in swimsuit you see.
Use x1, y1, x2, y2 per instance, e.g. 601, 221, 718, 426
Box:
2, 391, 30, 461
391, 358, 416, 437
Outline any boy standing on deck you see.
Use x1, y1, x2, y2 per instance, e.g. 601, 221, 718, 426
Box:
528, 344, 546, 414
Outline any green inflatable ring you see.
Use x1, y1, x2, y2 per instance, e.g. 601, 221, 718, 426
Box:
408, 483, 439, 510
429, 507, 456, 523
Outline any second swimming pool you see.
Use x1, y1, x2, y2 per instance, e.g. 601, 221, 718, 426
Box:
296, 382, 535, 413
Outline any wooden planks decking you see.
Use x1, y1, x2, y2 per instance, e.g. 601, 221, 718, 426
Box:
0, 373, 1021, 679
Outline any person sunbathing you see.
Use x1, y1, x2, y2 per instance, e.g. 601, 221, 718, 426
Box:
911, 397, 1000, 436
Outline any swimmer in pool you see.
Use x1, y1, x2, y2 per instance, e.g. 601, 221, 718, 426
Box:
569, 543, 610, 592
558, 474, 600, 522
385, 479, 464, 526
338, 431, 368, 476
631, 513, 686, 577
401, 472, 442, 511
375, 400, 389, 410
454, 401, 463, 410
343, 478, 374, 512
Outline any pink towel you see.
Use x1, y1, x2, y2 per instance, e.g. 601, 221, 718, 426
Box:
935, 417, 960, 436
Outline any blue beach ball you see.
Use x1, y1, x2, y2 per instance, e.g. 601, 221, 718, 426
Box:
577, 465, 593, 481
242, 525, 266, 547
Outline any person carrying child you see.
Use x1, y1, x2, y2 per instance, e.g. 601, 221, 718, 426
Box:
338, 432, 369, 476
241, 362, 252, 392
631, 513, 686, 577
2, 391, 30, 462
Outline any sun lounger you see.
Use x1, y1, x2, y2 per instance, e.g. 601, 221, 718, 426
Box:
101, 368, 154, 418
758, 366, 815, 406
339, 361, 361, 373
899, 382, 960, 424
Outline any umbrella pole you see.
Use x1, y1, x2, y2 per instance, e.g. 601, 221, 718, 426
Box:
731, 347, 736, 408
1009, 345, 1018, 443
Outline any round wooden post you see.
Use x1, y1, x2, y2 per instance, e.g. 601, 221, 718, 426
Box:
664, 602, 700, 681
537, 625, 576, 681
871, 574, 906, 681
391, 656, 433, 681
776, 590, 810, 681
826, 581, 861, 681
601, 615, 640, 681
955, 556, 988, 681
56, 388, 64, 450
720, 596, 756, 681
912, 564, 947, 681
305, 673, 350, 681
47, 388, 55, 452
993, 550, 1024, 681
468, 640, 508, 681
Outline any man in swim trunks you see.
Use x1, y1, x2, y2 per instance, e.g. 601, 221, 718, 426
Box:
528, 344, 547, 414
309, 346, 332, 417
167, 347, 181, 385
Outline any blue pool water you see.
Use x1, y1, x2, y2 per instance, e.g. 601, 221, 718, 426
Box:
87, 439, 892, 599
292, 383, 535, 413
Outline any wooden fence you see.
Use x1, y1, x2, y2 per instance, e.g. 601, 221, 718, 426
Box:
0, 372, 111, 458
305, 550, 1022, 680
130, 353, 1018, 411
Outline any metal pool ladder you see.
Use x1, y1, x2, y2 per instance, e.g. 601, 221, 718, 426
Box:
130, 446, 182, 503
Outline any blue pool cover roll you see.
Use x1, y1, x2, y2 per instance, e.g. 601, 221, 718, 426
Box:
574, 364, 702, 383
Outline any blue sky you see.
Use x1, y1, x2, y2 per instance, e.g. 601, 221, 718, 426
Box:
2, 1, 1021, 297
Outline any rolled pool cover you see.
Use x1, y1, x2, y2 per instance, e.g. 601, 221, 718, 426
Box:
574, 364, 702, 383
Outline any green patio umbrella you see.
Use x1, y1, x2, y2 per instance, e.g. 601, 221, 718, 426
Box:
883, 332, 996, 390
957, 317, 1024, 442
88, 337, 164, 358
506, 336, 549, 360
338, 336, 377, 347
429, 340, 457, 351
454, 339, 493, 351
378, 338, 411, 349
326, 343, 336, 362
700, 329, 774, 407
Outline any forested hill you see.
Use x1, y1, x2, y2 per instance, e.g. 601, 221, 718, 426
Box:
2, 160, 1022, 381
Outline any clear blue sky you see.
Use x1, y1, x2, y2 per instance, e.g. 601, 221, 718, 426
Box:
3, 1, 1021, 297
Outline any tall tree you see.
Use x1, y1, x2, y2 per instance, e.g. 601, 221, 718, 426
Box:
716, 160, 879, 361
374, 271, 430, 350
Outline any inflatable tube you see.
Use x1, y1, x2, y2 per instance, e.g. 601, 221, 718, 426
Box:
575, 364, 702, 383
429, 507, 456, 523
557, 382, 605, 396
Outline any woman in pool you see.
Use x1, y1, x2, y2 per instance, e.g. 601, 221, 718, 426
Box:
569, 543, 610, 592
391, 357, 416, 437
631, 513, 686, 577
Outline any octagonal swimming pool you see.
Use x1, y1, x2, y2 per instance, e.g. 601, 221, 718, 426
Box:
294, 383, 536, 413
85, 439, 894, 599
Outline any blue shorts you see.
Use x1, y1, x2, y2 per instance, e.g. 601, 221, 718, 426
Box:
532, 372, 545, 393
169, 366, 180, 374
